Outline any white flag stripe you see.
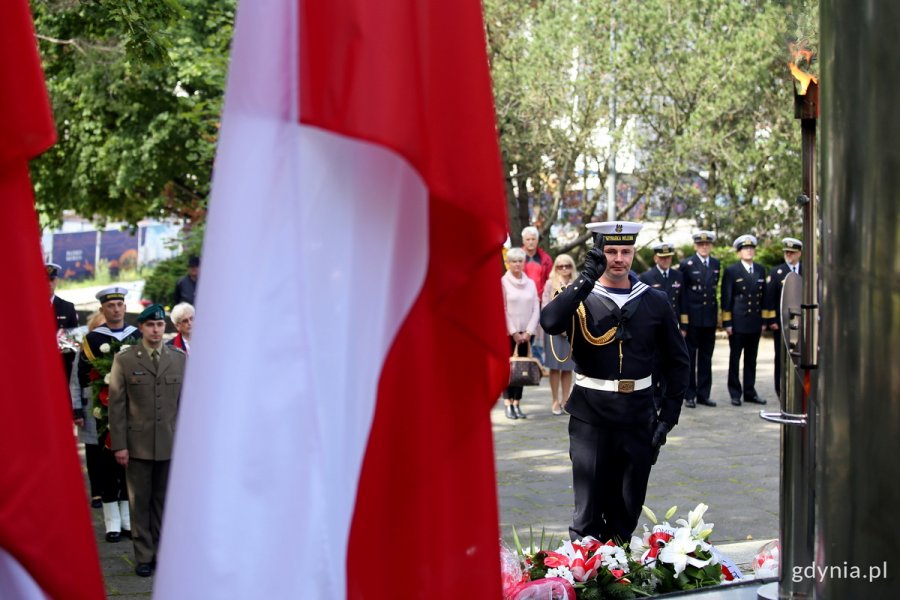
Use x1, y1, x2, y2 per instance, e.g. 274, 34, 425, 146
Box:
0, 548, 46, 600
154, 0, 429, 597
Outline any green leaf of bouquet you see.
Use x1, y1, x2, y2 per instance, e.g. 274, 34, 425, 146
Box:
511, 525, 524, 557
539, 526, 545, 550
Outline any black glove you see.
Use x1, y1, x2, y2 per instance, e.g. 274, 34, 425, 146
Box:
73, 408, 85, 420
580, 243, 607, 284
650, 420, 673, 466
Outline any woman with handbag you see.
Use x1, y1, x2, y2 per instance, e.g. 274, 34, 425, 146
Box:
501, 247, 540, 419
542, 254, 578, 415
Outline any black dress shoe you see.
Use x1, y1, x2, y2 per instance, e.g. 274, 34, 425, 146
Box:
91, 497, 102, 509
513, 405, 527, 419
745, 396, 767, 405
685, 397, 696, 408
135, 563, 153, 577
697, 397, 717, 407
105, 531, 121, 543
731, 396, 742, 406
504, 405, 518, 420
121, 529, 132, 539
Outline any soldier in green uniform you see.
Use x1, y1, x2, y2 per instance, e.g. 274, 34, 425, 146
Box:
109, 304, 186, 577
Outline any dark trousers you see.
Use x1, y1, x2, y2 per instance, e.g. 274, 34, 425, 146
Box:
503, 336, 533, 401
99, 447, 128, 503
84, 443, 104, 497
728, 331, 761, 400
685, 326, 716, 402
568, 416, 654, 544
126, 459, 170, 564
773, 332, 782, 397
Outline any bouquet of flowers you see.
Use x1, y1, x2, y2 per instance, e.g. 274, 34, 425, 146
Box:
502, 527, 635, 600
86, 340, 132, 448
57, 326, 85, 354
627, 503, 737, 594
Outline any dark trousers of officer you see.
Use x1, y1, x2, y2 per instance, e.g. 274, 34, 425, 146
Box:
727, 331, 761, 400
569, 415, 653, 544
126, 459, 170, 564
84, 443, 104, 498
99, 447, 128, 503
685, 326, 716, 402
773, 333, 782, 397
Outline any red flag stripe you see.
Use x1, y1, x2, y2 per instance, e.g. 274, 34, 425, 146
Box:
299, 1, 509, 597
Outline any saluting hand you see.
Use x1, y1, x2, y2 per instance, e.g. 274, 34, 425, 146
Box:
580, 245, 607, 284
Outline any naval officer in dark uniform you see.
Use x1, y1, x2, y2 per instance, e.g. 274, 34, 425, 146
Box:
678, 231, 720, 408
541, 221, 689, 544
721, 234, 768, 406
639, 241, 683, 315
48, 263, 79, 381
763, 237, 803, 397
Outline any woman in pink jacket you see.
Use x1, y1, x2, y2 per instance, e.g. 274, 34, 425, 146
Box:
501, 247, 540, 419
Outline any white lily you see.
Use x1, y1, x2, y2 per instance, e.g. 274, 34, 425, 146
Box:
665, 505, 678, 520
688, 503, 709, 528
642, 505, 658, 524
676, 503, 714, 538
657, 528, 711, 576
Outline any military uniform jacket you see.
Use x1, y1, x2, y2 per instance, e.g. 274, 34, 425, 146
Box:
76, 326, 142, 396
52, 295, 78, 330
541, 273, 689, 426
721, 262, 767, 333
678, 255, 721, 329
763, 262, 801, 326
638, 267, 683, 315
108, 343, 185, 461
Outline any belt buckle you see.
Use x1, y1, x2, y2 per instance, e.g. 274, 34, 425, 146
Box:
617, 379, 635, 393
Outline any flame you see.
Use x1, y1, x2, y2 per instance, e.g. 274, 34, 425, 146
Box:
789, 62, 817, 96
789, 42, 817, 96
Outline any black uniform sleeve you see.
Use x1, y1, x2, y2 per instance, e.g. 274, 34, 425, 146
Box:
721, 265, 735, 329
655, 294, 690, 426
677, 261, 690, 330
540, 274, 593, 334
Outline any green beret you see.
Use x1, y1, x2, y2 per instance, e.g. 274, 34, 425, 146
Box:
137, 304, 166, 323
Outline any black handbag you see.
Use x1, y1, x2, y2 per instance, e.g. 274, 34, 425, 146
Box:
508, 341, 543, 386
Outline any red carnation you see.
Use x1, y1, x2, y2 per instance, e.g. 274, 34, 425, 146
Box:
103, 432, 112, 449
88, 368, 100, 381
99, 387, 109, 406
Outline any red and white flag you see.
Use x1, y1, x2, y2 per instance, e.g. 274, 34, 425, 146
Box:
155, 0, 509, 598
0, 2, 106, 599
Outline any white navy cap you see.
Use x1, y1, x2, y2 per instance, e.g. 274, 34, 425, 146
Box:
733, 234, 758, 250
651, 242, 676, 257
782, 237, 803, 251
585, 221, 642, 245
95, 286, 128, 303
45, 263, 62, 278
692, 230, 716, 243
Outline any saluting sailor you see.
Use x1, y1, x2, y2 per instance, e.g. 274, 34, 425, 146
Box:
763, 237, 803, 398
721, 235, 768, 406
541, 221, 689, 544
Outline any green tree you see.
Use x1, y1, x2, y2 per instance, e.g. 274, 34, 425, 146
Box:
30, 0, 234, 227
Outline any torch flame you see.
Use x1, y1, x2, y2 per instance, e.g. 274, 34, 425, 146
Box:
789, 42, 817, 96
789, 62, 818, 96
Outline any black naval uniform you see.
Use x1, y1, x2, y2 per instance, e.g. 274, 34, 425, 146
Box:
639, 266, 683, 405
76, 325, 142, 506
52, 294, 79, 381
541, 272, 689, 543
638, 266, 683, 315
721, 261, 767, 403
763, 262, 801, 397
678, 254, 720, 405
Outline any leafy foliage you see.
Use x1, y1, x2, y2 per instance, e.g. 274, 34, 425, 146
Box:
30, 0, 234, 227
485, 0, 818, 259
142, 223, 204, 306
